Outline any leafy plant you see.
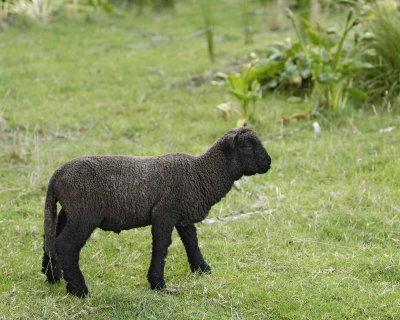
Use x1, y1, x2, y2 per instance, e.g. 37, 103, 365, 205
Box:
248, 40, 312, 94
217, 66, 262, 126
219, 6, 374, 114
304, 10, 361, 110
285, 7, 372, 111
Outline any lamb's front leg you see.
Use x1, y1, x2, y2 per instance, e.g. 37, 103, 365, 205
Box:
147, 222, 174, 290
176, 224, 211, 273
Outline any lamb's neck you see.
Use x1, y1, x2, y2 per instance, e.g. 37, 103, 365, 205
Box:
195, 148, 241, 206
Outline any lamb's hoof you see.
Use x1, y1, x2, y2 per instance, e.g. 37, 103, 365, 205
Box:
66, 283, 89, 298
191, 263, 211, 274
47, 274, 62, 284
150, 280, 166, 291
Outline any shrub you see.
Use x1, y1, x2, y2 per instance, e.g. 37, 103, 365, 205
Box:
356, 2, 400, 109
217, 4, 380, 115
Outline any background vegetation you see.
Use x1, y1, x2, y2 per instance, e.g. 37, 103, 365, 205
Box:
0, 0, 399, 319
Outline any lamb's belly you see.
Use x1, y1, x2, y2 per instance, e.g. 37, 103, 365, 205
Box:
99, 209, 152, 232
99, 216, 150, 232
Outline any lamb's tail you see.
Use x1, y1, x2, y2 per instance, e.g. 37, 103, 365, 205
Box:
43, 176, 58, 258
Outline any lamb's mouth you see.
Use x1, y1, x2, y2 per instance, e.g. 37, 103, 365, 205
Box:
257, 162, 271, 173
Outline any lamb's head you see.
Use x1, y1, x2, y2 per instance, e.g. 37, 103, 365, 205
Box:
223, 127, 271, 176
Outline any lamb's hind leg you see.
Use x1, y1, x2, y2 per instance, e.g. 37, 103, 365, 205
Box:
176, 224, 211, 273
42, 208, 67, 283
55, 219, 95, 298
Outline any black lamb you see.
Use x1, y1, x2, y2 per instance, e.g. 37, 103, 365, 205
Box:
41, 127, 271, 297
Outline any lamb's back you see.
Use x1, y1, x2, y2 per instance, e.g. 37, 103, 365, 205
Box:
51, 154, 194, 227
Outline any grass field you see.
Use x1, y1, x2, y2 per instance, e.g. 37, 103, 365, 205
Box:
1, 1, 400, 319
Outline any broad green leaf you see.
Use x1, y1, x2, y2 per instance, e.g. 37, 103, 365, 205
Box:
245, 65, 271, 84
229, 89, 248, 101
347, 87, 369, 100
228, 75, 246, 93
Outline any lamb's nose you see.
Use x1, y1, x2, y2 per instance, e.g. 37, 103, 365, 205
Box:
265, 155, 271, 167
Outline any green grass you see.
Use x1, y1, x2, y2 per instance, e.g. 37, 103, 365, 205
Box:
1, 1, 400, 319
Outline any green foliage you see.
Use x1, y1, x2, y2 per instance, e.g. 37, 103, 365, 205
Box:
301, 9, 363, 111
226, 70, 262, 125
222, 5, 377, 113
216, 56, 264, 126
356, 2, 400, 108
371, 6, 400, 71
290, 8, 370, 111
248, 40, 312, 94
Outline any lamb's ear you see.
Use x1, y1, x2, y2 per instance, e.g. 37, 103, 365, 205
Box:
229, 131, 240, 149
